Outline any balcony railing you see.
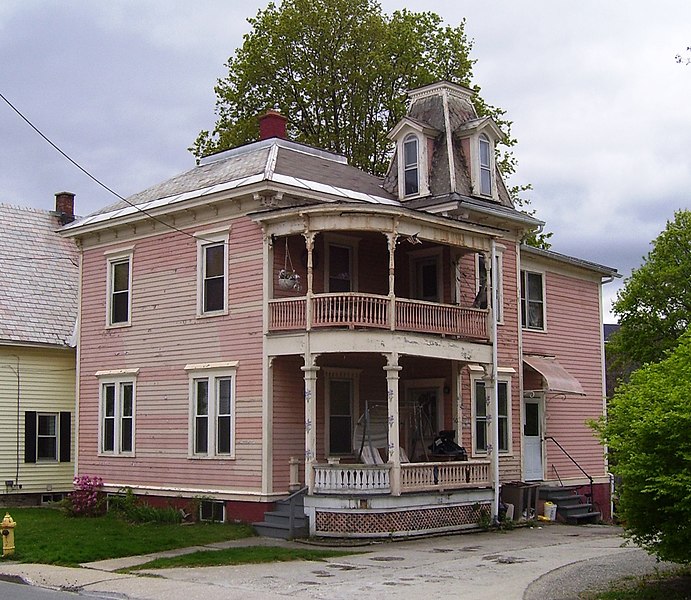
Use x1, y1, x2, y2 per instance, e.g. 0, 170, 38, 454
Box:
311, 459, 491, 495
269, 293, 488, 340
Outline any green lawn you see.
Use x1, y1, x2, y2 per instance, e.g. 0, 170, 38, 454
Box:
123, 546, 357, 571
0, 507, 255, 567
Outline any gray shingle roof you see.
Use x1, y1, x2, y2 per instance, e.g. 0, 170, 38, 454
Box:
0, 204, 79, 347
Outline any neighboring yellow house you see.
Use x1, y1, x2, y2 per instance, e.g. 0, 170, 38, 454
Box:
0, 195, 78, 503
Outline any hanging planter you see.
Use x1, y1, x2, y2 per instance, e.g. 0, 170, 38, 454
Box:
277, 239, 301, 292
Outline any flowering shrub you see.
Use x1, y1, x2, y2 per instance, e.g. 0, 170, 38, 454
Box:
65, 475, 104, 517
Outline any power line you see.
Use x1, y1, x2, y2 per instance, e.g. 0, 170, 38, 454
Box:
0, 91, 213, 243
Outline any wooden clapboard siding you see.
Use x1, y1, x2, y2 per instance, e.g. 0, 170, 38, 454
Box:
77, 216, 265, 494
0, 346, 75, 493
271, 356, 305, 491
523, 266, 606, 480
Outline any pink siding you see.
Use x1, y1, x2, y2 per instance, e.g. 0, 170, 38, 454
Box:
78, 216, 265, 493
523, 270, 606, 480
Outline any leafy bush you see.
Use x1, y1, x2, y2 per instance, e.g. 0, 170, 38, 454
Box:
593, 331, 691, 564
64, 475, 104, 516
108, 487, 182, 524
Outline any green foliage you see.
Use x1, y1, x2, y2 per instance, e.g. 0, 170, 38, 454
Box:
123, 546, 357, 571
108, 488, 183, 524
593, 331, 691, 564
609, 210, 691, 370
0, 507, 254, 566
194, 0, 503, 175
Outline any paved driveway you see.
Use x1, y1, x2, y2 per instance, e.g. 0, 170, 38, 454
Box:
1, 524, 676, 600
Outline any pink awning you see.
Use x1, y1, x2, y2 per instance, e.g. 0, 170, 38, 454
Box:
523, 355, 585, 396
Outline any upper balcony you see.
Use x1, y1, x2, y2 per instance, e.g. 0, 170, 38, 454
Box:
258, 205, 498, 344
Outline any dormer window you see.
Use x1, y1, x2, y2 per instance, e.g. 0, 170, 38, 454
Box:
403, 134, 419, 196
479, 134, 492, 196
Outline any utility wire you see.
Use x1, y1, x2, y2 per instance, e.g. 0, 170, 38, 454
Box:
0, 91, 215, 243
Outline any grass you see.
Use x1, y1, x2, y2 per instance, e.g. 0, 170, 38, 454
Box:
586, 567, 691, 600
121, 546, 357, 571
0, 507, 255, 567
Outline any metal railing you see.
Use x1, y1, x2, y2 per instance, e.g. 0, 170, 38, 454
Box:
544, 436, 594, 506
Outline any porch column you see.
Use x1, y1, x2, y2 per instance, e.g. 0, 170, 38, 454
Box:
385, 232, 397, 331
384, 353, 402, 496
302, 362, 320, 492
303, 230, 316, 331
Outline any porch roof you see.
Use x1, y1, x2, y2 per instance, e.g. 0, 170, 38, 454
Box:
523, 354, 585, 396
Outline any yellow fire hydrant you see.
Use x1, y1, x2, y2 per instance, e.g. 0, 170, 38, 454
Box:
1, 513, 16, 557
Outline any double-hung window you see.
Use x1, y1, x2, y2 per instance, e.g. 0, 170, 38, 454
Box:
37, 414, 58, 461
24, 412, 71, 463
479, 134, 492, 196
472, 377, 510, 455
105, 248, 133, 327
196, 229, 229, 316
403, 134, 419, 196
186, 362, 238, 458
520, 270, 545, 330
97, 371, 137, 456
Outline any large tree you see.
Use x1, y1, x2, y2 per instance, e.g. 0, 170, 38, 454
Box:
193, 0, 487, 174
593, 331, 691, 564
193, 0, 551, 247
609, 209, 691, 370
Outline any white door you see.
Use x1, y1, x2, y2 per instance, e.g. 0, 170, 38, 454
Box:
523, 398, 543, 480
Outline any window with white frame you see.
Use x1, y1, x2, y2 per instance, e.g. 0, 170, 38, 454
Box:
520, 270, 545, 330
403, 134, 419, 196
472, 377, 510, 454
186, 362, 238, 458
37, 413, 58, 461
196, 229, 229, 316
105, 249, 133, 326
479, 133, 492, 196
98, 372, 137, 455
325, 235, 358, 293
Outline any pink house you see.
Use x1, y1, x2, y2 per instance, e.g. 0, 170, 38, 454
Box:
61, 82, 616, 537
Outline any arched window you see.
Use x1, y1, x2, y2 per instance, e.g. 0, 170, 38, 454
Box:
479, 134, 492, 196
403, 134, 419, 196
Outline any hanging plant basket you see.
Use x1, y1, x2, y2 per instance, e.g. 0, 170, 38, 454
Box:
278, 269, 301, 291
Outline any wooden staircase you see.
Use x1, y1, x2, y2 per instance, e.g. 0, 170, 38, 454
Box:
253, 488, 309, 539
540, 485, 601, 524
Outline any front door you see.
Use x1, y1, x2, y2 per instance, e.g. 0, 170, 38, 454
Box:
523, 397, 543, 480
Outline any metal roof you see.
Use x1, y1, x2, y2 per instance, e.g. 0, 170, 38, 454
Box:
0, 204, 79, 347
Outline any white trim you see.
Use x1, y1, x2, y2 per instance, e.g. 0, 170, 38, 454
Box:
469, 373, 512, 457
98, 376, 136, 457
95, 368, 140, 377
394, 126, 431, 200
105, 250, 133, 328
196, 229, 230, 317
323, 368, 361, 456
323, 234, 359, 293
520, 268, 547, 331
187, 363, 238, 459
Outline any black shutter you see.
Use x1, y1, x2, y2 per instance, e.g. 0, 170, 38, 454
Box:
59, 412, 71, 463
24, 411, 37, 463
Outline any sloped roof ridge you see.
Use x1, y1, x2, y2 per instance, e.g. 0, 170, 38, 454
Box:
200, 137, 347, 167
521, 244, 619, 276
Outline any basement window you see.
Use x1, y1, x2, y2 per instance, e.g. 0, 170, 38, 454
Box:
199, 500, 225, 522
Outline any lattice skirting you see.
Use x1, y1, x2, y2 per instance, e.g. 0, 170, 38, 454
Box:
314, 502, 491, 536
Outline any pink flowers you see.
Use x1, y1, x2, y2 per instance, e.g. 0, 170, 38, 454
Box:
67, 475, 103, 516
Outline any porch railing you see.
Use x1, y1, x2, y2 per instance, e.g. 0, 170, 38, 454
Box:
400, 460, 491, 492
313, 463, 391, 495
311, 459, 491, 495
269, 293, 488, 340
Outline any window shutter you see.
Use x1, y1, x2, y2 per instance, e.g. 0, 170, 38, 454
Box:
24, 411, 37, 463
59, 412, 71, 463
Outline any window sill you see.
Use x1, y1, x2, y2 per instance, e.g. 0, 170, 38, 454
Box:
106, 322, 132, 330
188, 455, 236, 461
196, 310, 228, 319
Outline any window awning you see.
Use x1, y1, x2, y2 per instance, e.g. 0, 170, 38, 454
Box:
523, 355, 585, 396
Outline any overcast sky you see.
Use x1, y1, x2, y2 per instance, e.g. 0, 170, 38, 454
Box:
2, 1, 690, 322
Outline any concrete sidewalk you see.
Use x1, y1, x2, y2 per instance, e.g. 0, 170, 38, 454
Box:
0, 524, 675, 599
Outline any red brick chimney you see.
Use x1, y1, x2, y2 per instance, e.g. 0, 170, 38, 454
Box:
259, 110, 287, 140
55, 191, 75, 224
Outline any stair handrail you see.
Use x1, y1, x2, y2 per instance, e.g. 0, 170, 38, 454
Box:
285, 485, 308, 539
544, 436, 594, 508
